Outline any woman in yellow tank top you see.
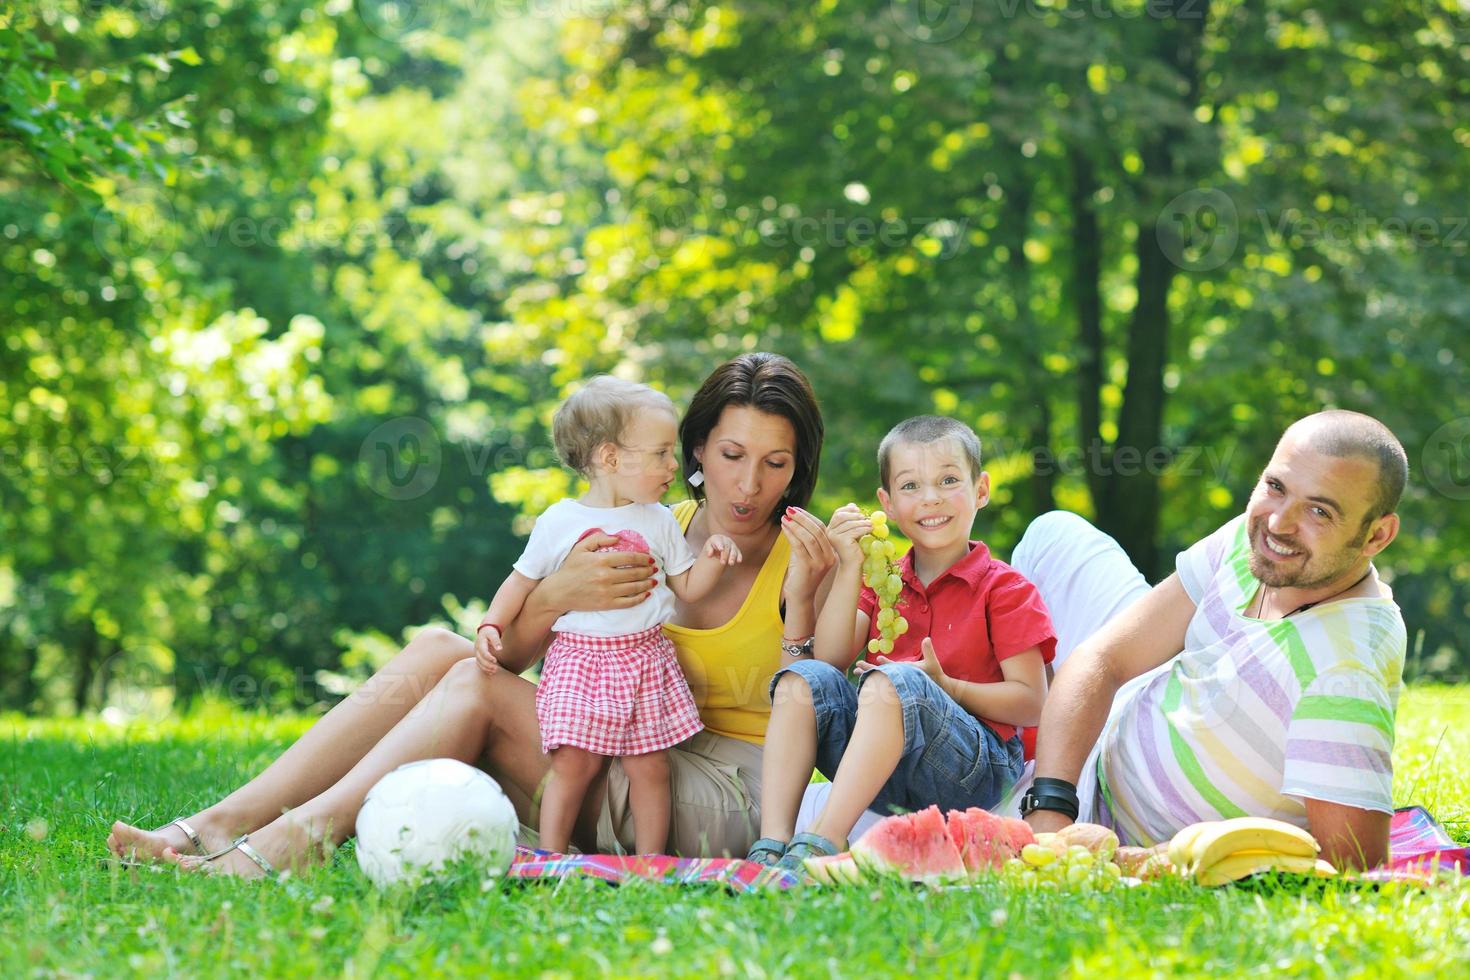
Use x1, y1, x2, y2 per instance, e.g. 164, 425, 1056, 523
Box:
108, 353, 835, 872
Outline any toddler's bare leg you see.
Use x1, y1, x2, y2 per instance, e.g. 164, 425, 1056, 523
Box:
538, 746, 609, 854
620, 750, 672, 855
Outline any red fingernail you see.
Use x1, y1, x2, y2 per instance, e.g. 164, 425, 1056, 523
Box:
786, 506, 795, 513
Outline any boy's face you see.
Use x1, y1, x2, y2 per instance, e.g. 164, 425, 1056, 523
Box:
877, 438, 990, 553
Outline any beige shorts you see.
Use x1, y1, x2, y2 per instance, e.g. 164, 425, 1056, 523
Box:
517, 730, 763, 858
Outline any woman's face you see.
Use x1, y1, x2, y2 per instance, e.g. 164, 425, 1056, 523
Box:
694, 405, 798, 530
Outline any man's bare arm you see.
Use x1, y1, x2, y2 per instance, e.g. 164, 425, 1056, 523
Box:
1027, 573, 1197, 831
1304, 798, 1389, 871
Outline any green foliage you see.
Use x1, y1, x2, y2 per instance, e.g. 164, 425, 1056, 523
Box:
2, 687, 1468, 974
1, 1, 1468, 710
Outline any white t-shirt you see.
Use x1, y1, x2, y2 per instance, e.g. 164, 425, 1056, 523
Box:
512, 499, 698, 637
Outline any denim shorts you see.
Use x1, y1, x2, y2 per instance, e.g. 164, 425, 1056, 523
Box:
769, 659, 1023, 816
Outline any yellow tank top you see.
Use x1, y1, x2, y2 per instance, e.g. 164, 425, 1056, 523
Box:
663, 499, 788, 745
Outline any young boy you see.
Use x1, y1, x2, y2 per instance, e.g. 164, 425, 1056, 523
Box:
745, 416, 1056, 870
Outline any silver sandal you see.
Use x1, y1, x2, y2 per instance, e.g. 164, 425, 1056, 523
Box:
190, 834, 281, 880
112, 818, 208, 868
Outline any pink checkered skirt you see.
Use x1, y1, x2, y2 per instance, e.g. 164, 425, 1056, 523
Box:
536, 626, 704, 756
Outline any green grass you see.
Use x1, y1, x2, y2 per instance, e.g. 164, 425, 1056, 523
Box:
3, 689, 1469, 977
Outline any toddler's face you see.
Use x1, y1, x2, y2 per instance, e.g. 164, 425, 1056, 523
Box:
613, 410, 681, 503
876, 438, 989, 552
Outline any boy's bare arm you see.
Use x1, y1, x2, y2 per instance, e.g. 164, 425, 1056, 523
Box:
813, 561, 867, 668
938, 647, 1047, 728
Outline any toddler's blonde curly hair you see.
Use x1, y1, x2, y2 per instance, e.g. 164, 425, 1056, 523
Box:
552, 376, 676, 477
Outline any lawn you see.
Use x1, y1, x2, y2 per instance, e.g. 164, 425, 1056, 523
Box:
3, 688, 1468, 978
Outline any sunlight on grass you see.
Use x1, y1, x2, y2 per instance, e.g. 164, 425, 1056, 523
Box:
2, 689, 1467, 976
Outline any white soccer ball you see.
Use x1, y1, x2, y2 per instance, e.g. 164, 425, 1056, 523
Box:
355, 758, 518, 888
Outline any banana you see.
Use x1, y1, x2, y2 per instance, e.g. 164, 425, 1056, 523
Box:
1194, 850, 1322, 887
1185, 818, 1319, 873
1168, 822, 1212, 869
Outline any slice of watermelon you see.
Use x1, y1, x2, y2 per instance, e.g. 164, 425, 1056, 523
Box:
945, 808, 1010, 874
852, 805, 966, 883
803, 852, 864, 886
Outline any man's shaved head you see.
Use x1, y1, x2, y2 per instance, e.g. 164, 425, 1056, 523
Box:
1281, 411, 1408, 522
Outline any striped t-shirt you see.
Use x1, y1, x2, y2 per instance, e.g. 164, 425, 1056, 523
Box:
1094, 515, 1405, 846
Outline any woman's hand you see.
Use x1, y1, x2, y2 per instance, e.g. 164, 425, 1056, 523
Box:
539, 532, 658, 613
824, 503, 873, 568
779, 505, 837, 605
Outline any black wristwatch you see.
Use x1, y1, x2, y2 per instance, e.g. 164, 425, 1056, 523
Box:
1019, 776, 1080, 821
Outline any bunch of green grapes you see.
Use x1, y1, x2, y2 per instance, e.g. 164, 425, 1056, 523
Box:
859, 510, 908, 656
998, 835, 1125, 892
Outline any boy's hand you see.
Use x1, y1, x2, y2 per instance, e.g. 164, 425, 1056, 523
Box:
858, 637, 950, 693
474, 625, 501, 675
704, 533, 743, 565
826, 503, 873, 567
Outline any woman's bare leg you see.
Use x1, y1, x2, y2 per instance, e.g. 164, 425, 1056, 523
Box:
108, 627, 471, 862
168, 659, 607, 877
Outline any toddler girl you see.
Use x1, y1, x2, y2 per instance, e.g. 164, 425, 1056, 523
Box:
476, 376, 741, 854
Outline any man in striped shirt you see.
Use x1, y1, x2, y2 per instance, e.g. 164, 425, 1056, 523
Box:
1013, 411, 1407, 870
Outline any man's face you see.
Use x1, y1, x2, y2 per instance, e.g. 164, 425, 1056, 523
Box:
1244, 432, 1382, 589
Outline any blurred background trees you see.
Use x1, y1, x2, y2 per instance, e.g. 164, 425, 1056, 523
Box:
3, 0, 1468, 714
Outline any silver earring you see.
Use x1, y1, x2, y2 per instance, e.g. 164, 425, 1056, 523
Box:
687, 469, 705, 488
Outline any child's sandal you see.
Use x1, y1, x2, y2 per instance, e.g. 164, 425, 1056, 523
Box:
744, 837, 788, 867
774, 831, 841, 873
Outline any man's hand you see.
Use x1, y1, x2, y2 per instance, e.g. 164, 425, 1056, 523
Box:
1023, 809, 1075, 834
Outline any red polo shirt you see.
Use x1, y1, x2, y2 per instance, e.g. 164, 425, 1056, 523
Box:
858, 540, 1056, 743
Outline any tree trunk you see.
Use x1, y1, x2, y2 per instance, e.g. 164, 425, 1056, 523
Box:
73, 623, 99, 713
1068, 144, 1106, 510
1096, 3, 1210, 578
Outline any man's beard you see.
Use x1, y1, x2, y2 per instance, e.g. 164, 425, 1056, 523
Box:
1247, 517, 1369, 589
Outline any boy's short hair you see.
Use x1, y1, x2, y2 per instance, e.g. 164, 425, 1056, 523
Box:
552, 375, 676, 476
877, 416, 984, 490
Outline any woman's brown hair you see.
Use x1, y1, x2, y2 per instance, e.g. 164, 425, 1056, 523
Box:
679, 353, 824, 526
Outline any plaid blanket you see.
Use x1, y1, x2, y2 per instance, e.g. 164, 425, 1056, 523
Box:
505, 806, 1468, 891
1364, 805, 1470, 884
506, 848, 802, 892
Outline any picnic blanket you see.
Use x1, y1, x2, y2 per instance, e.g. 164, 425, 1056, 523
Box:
505, 806, 1468, 891
506, 848, 802, 892
1363, 805, 1470, 884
